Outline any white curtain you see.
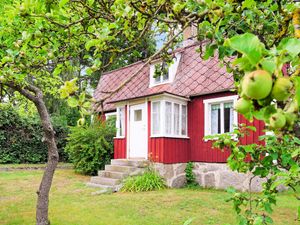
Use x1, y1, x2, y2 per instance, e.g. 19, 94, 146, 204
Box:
152, 102, 161, 135
165, 102, 172, 134
174, 103, 180, 135
119, 107, 125, 136
181, 105, 187, 135
211, 104, 220, 134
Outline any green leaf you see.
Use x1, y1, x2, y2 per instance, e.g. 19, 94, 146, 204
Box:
85, 39, 99, 51
294, 77, 300, 107
225, 33, 265, 66
260, 58, 276, 74
67, 97, 79, 108
53, 64, 63, 76
59, 0, 69, 7
278, 38, 300, 58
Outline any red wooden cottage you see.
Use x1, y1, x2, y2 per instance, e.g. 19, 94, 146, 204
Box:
93, 39, 265, 190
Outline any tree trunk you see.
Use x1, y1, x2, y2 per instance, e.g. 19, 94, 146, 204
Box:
4, 82, 59, 225
34, 96, 59, 225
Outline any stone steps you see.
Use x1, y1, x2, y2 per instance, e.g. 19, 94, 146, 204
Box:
98, 171, 127, 179
87, 159, 148, 192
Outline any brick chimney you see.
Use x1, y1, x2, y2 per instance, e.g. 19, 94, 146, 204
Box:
182, 25, 198, 47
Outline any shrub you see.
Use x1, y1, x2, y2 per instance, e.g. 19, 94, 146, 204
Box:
121, 169, 166, 192
65, 119, 115, 175
185, 162, 197, 187
0, 105, 69, 164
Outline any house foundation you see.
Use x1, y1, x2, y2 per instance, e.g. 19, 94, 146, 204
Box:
154, 162, 268, 192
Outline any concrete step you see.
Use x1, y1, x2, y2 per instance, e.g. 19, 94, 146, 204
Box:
105, 165, 137, 173
87, 182, 115, 189
98, 170, 128, 179
111, 159, 149, 168
90, 176, 121, 186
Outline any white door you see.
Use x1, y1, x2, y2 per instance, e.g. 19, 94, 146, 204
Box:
129, 103, 147, 158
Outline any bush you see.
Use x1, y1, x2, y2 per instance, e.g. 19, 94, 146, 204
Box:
185, 162, 197, 187
121, 169, 166, 192
65, 119, 115, 175
0, 105, 69, 164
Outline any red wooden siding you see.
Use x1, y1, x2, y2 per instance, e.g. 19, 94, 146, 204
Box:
114, 138, 126, 159
113, 106, 127, 159
112, 92, 265, 163
188, 92, 265, 163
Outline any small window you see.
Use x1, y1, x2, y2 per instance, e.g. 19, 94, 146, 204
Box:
154, 62, 169, 84
134, 109, 142, 121
149, 53, 182, 87
204, 96, 238, 136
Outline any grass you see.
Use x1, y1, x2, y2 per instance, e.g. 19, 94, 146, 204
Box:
0, 169, 298, 225
0, 163, 73, 169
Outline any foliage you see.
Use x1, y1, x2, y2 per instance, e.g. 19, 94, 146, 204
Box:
185, 162, 197, 187
206, 124, 300, 224
65, 119, 115, 175
121, 168, 166, 192
0, 104, 68, 164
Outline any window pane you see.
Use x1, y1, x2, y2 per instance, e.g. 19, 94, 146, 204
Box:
165, 102, 172, 134
181, 105, 187, 135
224, 102, 234, 132
211, 104, 221, 134
119, 107, 125, 136
134, 109, 142, 121
174, 103, 180, 135
162, 62, 169, 81
152, 102, 161, 135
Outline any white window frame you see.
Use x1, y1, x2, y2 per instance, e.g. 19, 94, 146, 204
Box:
105, 112, 117, 120
149, 53, 181, 87
116, 107, 125, 138
204, 95, 238, 137
151, 96, 188, 138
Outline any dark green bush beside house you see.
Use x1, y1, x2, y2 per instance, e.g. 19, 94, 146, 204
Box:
0, 105, 69, 164
65, 117, 116, 175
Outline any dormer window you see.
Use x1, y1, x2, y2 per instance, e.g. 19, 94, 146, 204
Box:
154, 62, 169, 84
149, 53, 181, 87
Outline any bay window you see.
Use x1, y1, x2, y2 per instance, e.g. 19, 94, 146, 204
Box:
151, 100, 188, 137
116, 107, 125, 137
204, 96, 238, 136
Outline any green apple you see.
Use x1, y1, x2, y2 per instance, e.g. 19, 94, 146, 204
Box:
242, 70, 273, 100
269, 111, 286, 129
271, 77, 293, 101
234, 98, 252, 114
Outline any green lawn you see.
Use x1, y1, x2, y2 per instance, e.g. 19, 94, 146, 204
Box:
0, 169, 298, 225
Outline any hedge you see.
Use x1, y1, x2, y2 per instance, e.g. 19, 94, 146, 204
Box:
0, 105, 69, 164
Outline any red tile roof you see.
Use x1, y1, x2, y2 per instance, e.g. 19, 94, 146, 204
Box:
94, 44, 234, 112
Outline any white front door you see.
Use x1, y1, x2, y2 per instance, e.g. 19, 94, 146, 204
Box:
129, 103, 147, 158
